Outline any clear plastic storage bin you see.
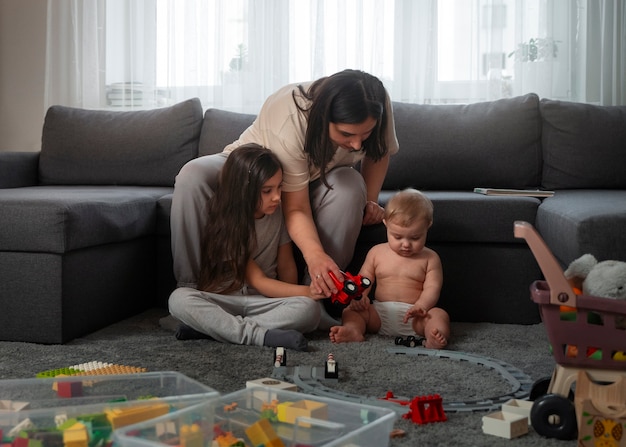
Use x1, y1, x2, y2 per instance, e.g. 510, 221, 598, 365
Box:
0, 371, 218, 446
114, 386, 397, 447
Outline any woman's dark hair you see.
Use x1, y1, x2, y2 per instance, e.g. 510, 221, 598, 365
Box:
294, 69, 390, 187
198, 144, 282, 293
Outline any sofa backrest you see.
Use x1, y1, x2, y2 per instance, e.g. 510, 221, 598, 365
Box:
198, 108, 257, 156
540, 99, 626, 190
39, 98, 203, 186
384, 94, 543, 191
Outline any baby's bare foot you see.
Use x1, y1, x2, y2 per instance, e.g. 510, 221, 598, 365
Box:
423, 328, 448, 349
329, 326, 365, 343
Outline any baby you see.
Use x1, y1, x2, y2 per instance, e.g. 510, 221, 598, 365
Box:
330, 188, 450, 348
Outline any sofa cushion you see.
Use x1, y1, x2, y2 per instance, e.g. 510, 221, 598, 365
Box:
39, 98, 203, 186
385, 94, 542, 191
379, 191, 540, 243
540, 99, 626, 190
0, 152, 40, 188
0, 186, 171, 253
156, 193, 173, 236
536, 190, 626, 267
198, 108, 257, 156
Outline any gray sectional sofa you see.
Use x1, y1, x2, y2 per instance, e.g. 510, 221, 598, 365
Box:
1, 94, 624, 343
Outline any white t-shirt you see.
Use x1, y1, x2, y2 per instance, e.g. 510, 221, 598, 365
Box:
224, 82, 399, 193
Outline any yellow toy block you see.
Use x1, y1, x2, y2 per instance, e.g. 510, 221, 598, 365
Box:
180, 424, 203, 447
245, 418, 284, 447
62, 422, 89, 447
276, 400, 328, 428
104, 402, 169, 429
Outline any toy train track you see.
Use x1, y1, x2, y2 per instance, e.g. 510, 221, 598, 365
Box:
272, 347, 533, 414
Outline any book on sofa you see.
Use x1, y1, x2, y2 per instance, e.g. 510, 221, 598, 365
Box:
473, 187, 555, 198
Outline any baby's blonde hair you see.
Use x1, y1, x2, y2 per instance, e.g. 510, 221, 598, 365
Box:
384, 188, 433, 227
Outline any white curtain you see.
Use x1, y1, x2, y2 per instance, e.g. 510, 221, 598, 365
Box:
577, 0, 626, 104
44, 0, 626, 112
44, 0, 107, 108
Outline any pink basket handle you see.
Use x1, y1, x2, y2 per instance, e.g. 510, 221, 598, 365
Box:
514, 221, 577, 307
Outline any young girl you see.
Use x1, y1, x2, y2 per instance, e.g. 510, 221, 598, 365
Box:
168, 144, 325, 351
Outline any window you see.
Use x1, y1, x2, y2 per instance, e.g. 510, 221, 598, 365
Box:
45, 0, 625, 110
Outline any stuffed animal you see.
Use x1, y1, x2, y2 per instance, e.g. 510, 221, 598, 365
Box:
564, 254, 626, 300
564, 253, 626, 334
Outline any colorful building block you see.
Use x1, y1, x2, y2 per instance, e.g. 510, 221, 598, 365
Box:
245, 418, 284, 447
501, 399, 533, 424
482, 411, 528, 439
37, 361, 147, 378
276, 400, 328, 428
104, 403, 169, 429
404, 394, 447, 424
180, 424, 203, 447
57, 381, 83, 398
0, 400, 29, 412
62, 422, 89, 447
246, 378, 297, 393
7, 418, 34, 438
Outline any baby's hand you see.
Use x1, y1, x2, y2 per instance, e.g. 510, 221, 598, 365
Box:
348, 296, 370, 311
403, 305, 427, 323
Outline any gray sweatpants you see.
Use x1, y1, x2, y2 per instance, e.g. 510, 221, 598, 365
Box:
170, 153, 367, 288
168, 287, 321, 346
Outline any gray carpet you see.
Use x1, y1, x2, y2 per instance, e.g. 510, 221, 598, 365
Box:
0, 308, 575, 446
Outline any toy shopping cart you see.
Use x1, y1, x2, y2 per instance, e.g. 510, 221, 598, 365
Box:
514, 221, 626, 440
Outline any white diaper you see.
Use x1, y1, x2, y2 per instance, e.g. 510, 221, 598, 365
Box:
372, 301, 415, 336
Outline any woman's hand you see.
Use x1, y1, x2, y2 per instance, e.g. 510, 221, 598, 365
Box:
362, 200, 384, 225
307, 252, 342, 297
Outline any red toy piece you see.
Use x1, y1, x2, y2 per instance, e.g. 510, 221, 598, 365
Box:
379, 391, 410, 406
404, 394, 447, 424
57, 381, 83, 398
328, 271, 371, 305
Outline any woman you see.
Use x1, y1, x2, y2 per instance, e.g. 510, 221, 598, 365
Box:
171, 69, 399, 322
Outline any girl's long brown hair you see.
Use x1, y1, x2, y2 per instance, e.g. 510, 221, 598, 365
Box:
197, 144, 282, 293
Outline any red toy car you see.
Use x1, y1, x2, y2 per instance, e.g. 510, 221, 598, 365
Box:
328, 271, 371, 305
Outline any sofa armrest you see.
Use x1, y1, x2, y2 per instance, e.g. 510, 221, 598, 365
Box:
0, 151, 40, 188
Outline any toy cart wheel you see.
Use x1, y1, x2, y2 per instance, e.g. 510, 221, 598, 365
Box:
361, 277, 372, 288
530, 393, 578, 440
529, 377, 551, 401
529, 376, 575, 401
344, 280, 357, 294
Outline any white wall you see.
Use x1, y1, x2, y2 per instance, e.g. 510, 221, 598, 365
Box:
0, 0, 47, 152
